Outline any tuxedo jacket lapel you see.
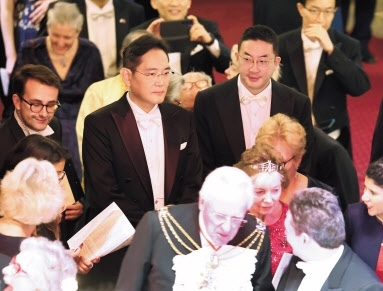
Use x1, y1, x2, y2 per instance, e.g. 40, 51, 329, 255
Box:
286, 31, 308, 95
216, 77, 246, 161
160, 105, 179, 200
111, 100, 152, 198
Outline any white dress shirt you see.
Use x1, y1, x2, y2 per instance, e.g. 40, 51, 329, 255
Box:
297, 245, 344, 291
86, 0, 117, 78
238, 78, 272, 149
127, 94, 165, 210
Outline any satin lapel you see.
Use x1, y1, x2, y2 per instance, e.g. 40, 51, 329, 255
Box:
323, 245, 348, 290
287, 32, 308, 95
111, 104, 152, 196
77, 0, 89, 38
160, 104, 179, 200
216, 77, 246, 162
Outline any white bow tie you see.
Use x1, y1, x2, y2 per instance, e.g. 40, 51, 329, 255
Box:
303, 41, 321, 52
240, 95, 268, 107
91, 10, 114, 20
136, 115, 161, 129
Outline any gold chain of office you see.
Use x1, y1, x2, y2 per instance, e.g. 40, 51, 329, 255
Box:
157, 206, 266, 256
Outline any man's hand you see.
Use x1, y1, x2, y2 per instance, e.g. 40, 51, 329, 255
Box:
147, 18, 165, 38
29, 0, 56, 25
304, 24, 334, 54
65, 201, 83, 220
187, 15, 213, 44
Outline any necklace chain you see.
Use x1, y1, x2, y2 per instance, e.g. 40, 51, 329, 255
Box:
158, 206, 266, 256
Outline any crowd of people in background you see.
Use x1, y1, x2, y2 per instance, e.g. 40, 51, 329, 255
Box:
0, 0, 382, 290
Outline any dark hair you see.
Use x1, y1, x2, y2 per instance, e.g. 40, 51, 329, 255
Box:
298, 0, 340, 7
121, 34, 170, 71
238, 25, 279, 55
0, 135, 70, 178
11, 64, 61, 97
289, 187, 345, 248
366, 157, 383, 188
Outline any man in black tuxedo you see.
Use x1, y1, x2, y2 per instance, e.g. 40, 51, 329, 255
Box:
82, 34, 202, 288
115, 166, 273, 291
0, 64, 84, 239
278, 0, 370, 157
276, 187, 383, 291
194, 25, 313, 178
71, 0, 145, 77
371, 98, 383, 163
132, 0, 231, 83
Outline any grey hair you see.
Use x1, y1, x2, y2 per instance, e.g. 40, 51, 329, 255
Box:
0, 157, 65, 225
199, 166, 255, 211
47, 2, 84, 32
289, 187, 345, 248
18, 237, 77, 291
165, 72, 184, 102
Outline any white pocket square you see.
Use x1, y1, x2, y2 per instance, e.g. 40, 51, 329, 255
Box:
180, 142, 187, 150
190, 44, 203, 56
325, 69, 334, 75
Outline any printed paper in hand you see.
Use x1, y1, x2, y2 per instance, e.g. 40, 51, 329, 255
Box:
67, 202, 135, 260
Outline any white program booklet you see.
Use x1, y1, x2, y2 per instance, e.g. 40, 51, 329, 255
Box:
67, 202, 135, 260
0, 68, 9, 96
272, 252, 293, 289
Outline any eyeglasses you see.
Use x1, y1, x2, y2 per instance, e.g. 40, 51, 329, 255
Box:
303, 6, 336, 17
238, 55, 275, 69
282, 156, 295, 167
18, 95, 60, 113
8, 256, 28, 277
57, 170, 66, 181
134, 69, 174, 81
212, 212, 248, 228
182, 80, 209, 91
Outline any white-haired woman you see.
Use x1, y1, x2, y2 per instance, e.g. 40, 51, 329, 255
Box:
2, 236, 78, 291
0, 158, 65, 256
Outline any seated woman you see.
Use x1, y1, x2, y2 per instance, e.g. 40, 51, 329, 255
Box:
12, 1, 104, 179
344, 157, 383, 282
2, 236, 78, 291
0, 158, 65, 280
1, 134, 84, 245
256, 113, 334, 204
235, 142, 291, 275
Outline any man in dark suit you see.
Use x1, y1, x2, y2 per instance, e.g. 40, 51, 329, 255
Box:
72, 0, 145, 77
82, 34, 202, 288
278, 0, 370, 157
276, 187, 383, 291
132, 0, 230, 83
115, 166, 274, 291
194, 25, 313, 178
0, 64, 84, 239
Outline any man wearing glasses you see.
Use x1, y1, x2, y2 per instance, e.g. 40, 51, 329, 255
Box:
278, 0, 370, 157
115, 166, 273, 290
194, 25, 313, 179
81, 34, 202, 288
0, 63, 84, 240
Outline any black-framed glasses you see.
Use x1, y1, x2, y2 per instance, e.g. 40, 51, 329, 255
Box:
57, 170, 66, 182
182, 80, 209, 91
238, 55, 275, 69
18, 95, 60, 113
282, 156, 295, 167
212, 212, 248, 228
303, 6, 336, 17
134, 69, 174, 81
